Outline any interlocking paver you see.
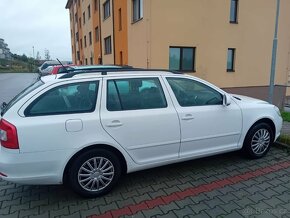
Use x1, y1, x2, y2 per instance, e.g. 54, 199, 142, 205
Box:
0, 146, 290, 217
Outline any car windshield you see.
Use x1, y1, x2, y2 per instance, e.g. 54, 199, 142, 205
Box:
1, 79, 44, 116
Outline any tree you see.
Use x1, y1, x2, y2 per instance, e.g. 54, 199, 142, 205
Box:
44, 49, 50, 60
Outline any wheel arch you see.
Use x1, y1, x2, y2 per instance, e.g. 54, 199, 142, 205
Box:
62, 144, 128, 184
246, 117, 276, 141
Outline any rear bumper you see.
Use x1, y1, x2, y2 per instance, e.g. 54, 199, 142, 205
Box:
0, 147, 74, 185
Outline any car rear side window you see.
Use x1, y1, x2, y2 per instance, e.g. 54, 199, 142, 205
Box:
25, 81, 99, 116
167, 78, 223, 107
107, 78, 167, 111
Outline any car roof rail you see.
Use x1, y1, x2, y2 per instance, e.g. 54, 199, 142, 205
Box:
59, 67, 182, 79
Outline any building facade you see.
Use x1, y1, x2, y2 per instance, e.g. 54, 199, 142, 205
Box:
66, 0, 290, 107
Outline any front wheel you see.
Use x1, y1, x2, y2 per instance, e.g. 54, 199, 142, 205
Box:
242, 123, 274, 159
68, 149, 122, 198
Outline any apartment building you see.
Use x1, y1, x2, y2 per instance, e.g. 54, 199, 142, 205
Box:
66, 0, 290, 107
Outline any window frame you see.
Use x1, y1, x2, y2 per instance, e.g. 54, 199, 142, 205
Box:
132, 0, 143, 23
103, 0, 111, 20
227, 48, 236, 72
230, 0, 238, 24
83, 12, 86, 25
166, 77, 224, 107
89, 32, 92, 45
24, 81, 100, 117
169, 46, 196, 72
106, 77, 168, 112
104, 36, 112, 55
88, 4, 91, 19
118, 8, 122, 30
95, 26, 99, 42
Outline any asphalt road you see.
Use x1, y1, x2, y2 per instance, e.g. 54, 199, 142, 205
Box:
0, 73, 38, 104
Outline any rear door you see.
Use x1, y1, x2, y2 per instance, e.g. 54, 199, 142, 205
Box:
100, 76, 180, 165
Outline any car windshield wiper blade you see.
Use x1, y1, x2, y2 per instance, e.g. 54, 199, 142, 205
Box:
0, 102, 7, 116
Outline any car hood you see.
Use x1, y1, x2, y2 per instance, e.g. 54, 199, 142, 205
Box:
231, 94, 269, 104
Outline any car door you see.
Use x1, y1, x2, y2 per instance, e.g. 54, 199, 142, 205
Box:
164, 76, 242, 158
100, 76, 181, 165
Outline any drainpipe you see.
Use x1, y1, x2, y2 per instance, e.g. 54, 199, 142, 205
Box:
268, 0, 280, 104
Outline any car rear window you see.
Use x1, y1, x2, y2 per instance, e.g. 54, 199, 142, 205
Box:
25, 81, 99, 116
1, 79, 44, 116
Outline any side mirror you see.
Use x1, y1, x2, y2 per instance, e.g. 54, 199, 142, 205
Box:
223, 94, 232, 106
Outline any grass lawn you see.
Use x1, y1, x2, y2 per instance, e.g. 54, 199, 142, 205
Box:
281, 111, 290, 122
278, 135, 290, 145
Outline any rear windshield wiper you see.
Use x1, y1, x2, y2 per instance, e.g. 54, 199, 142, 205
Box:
0, 102, 7, 116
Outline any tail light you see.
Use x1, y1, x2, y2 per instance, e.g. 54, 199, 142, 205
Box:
0, 119, 19, 149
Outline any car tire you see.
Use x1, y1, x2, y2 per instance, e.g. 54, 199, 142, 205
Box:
242, 123, 274, 159
68, 148, 121, 198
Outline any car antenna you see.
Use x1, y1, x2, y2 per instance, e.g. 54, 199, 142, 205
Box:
56, 58, 69, 77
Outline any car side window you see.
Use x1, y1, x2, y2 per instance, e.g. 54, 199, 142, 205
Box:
107, 78, 167, 111
25, 81, 99, 116
167, 78, 223, 107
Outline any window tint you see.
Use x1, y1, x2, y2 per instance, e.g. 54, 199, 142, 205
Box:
107, 78, 167, 111
227, 48, 235, 72
230, 0, 238, 23
167, 78, 223, 107
103, 0, 110, 19
132, 0, 143, 22
25, 81, 99, 116
169, 47, 195, 72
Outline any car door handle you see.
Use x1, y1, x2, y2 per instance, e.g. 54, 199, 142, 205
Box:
106, 120, 123, 127
181, 114, 194, 121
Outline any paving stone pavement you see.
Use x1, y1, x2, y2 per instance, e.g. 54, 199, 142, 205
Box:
0, 146, 290, 218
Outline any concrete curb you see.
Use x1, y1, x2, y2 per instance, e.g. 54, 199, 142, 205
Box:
274, 141, 290, 149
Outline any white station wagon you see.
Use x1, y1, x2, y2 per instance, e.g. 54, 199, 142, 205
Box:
0, 68, 283, 197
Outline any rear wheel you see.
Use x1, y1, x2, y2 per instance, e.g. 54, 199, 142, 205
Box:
242, 123, 273, 159
68, 149, 121, 197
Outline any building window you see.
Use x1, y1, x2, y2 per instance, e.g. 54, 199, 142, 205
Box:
169, 47, 195, 72
80, 39, 83, 49
227, 48, 235, 72
230, 0, 238, 23
77, 51, 80, 60
90, 57, 93, 65
89, 32, 92, 45
120, 51, 123, 65
103, 0, 110, 20
84, 35, 87, 47
75, 13, 78, 23
118, 8, 122, 30
104, 36, 112, 54
94, 0, 98, 11
85, 58, 88, 65
83, 12, 86, 24
88, 5, 91, 19
132, 0, 143, 23
95, 26, 99, 42
75, 32, 79, 42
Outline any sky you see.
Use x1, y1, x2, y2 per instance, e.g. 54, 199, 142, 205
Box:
0, 0, 71, 61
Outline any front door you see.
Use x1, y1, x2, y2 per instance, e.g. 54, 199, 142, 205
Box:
164, 76, 242, 158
